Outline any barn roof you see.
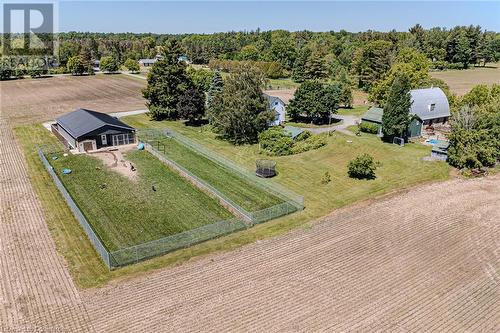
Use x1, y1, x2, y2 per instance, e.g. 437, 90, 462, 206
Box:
56, 108, 135, 139
361, 106, 384, 123
410, 87, 450, 120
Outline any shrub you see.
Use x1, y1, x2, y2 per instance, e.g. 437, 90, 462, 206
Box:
259, 128, 326, 156
321, 171, 331, 184
359, 122, 379, 134
348, 153, 377, 179
290, 134, 327, 154
258, 127, 293, 156
295, 130, 312, 141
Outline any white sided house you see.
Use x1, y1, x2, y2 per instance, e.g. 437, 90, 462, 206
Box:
361, 87, 450, 137
265, 94, 286, 127
51, 108, 136, 153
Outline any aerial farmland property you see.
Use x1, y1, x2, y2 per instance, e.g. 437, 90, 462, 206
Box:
1, 1, 499, 332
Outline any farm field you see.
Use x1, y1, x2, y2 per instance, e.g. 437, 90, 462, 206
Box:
82, 174, 500, 332
430, 64, 500, 95
0, 74, 146, 124
46, 148, 234, 251
143, 134, 285, 211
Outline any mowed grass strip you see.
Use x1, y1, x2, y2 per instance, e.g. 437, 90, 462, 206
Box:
150, 136, 284, 211
48, 149, 234, 251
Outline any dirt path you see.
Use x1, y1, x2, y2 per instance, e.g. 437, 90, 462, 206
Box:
82, 176, 500, 332
0, 118, 95, 332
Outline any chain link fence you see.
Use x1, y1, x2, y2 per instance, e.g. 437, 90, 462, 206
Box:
138, 128, 304, 224
38, 128, 304, 269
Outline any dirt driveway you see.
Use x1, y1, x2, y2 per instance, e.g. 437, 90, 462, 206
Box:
82, 175, 500, 332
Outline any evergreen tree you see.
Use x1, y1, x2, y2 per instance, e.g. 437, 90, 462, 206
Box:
143, 39, 190, 120
382, 74, 413, 139
292, 47, 311, 83
304, 52, 327, 80
206, 70, 224, 123
210, 66, 273, 144
177, 87, 206, 123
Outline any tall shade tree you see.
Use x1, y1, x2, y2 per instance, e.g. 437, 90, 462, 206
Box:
177, 87, 206, 123
352, 40, 393, 91
99, 56, 119, 73
287, 81, 341, 122
381, 74, 413, 139
210, 66, 273, 144
370, 48, 449, 106
66, 56, 86, 75
124, 58, 139, 72
143, 39, 190, 120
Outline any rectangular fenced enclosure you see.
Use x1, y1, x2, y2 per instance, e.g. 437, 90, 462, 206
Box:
37, 131, 303, 269
137, 128, 304, 224
38, 144, 247, 269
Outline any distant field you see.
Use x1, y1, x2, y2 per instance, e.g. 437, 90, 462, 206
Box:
47, 148, 233, 251
430, 64, 500, 95
0, 74, 146, 124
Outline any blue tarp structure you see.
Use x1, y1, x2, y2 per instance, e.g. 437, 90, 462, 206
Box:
62, 169, 72, 175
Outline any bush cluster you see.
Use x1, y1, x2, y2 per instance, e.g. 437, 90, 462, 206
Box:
348, 153, 377, 179
258, 127, 327, 156
359, 122, 379, 134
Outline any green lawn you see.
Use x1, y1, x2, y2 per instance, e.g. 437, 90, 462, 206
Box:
146, 136, 284, 211
15, 120, 450, 288
266, 78, 300, 89
47, 149, 233, 251
337, 105, 370, 117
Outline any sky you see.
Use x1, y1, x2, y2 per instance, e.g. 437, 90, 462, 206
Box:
4, 1, 500, 33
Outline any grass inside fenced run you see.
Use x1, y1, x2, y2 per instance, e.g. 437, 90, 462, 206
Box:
144, 135, 284, 212
14, 121, 450, 288
47, 149, 234, 251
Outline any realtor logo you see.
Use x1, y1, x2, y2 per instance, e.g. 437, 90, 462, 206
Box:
2, 2, 57, 56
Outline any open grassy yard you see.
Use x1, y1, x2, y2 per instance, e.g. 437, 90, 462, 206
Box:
46, 149, 233, 251
14, 113, 449, 288
337, 105, 370, 117
430, 64, 500, 95
145, 135, 284, 211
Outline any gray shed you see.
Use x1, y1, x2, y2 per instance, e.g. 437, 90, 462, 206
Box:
52, 108, 136, 152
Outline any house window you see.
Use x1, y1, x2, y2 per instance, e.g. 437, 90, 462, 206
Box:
429, 103, 436, 112
101, 134, 107, 145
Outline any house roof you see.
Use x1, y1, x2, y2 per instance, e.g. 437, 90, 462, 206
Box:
56, 108, 135, 140
361, 106, 384, 123
139, 59, 157, 64
361, 88, 450, 124
264, 93, 285, 110
410, 87, 450, 120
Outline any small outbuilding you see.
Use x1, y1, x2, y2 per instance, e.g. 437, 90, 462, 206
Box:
361, 87, 450, 138
52, 108, 136, 152
265, 93, 286, 126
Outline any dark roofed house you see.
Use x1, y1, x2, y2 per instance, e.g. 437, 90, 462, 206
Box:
52, 108, 136, 152
361, 87, 450, 138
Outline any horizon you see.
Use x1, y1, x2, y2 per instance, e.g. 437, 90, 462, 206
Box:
54, 1, 500, 34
